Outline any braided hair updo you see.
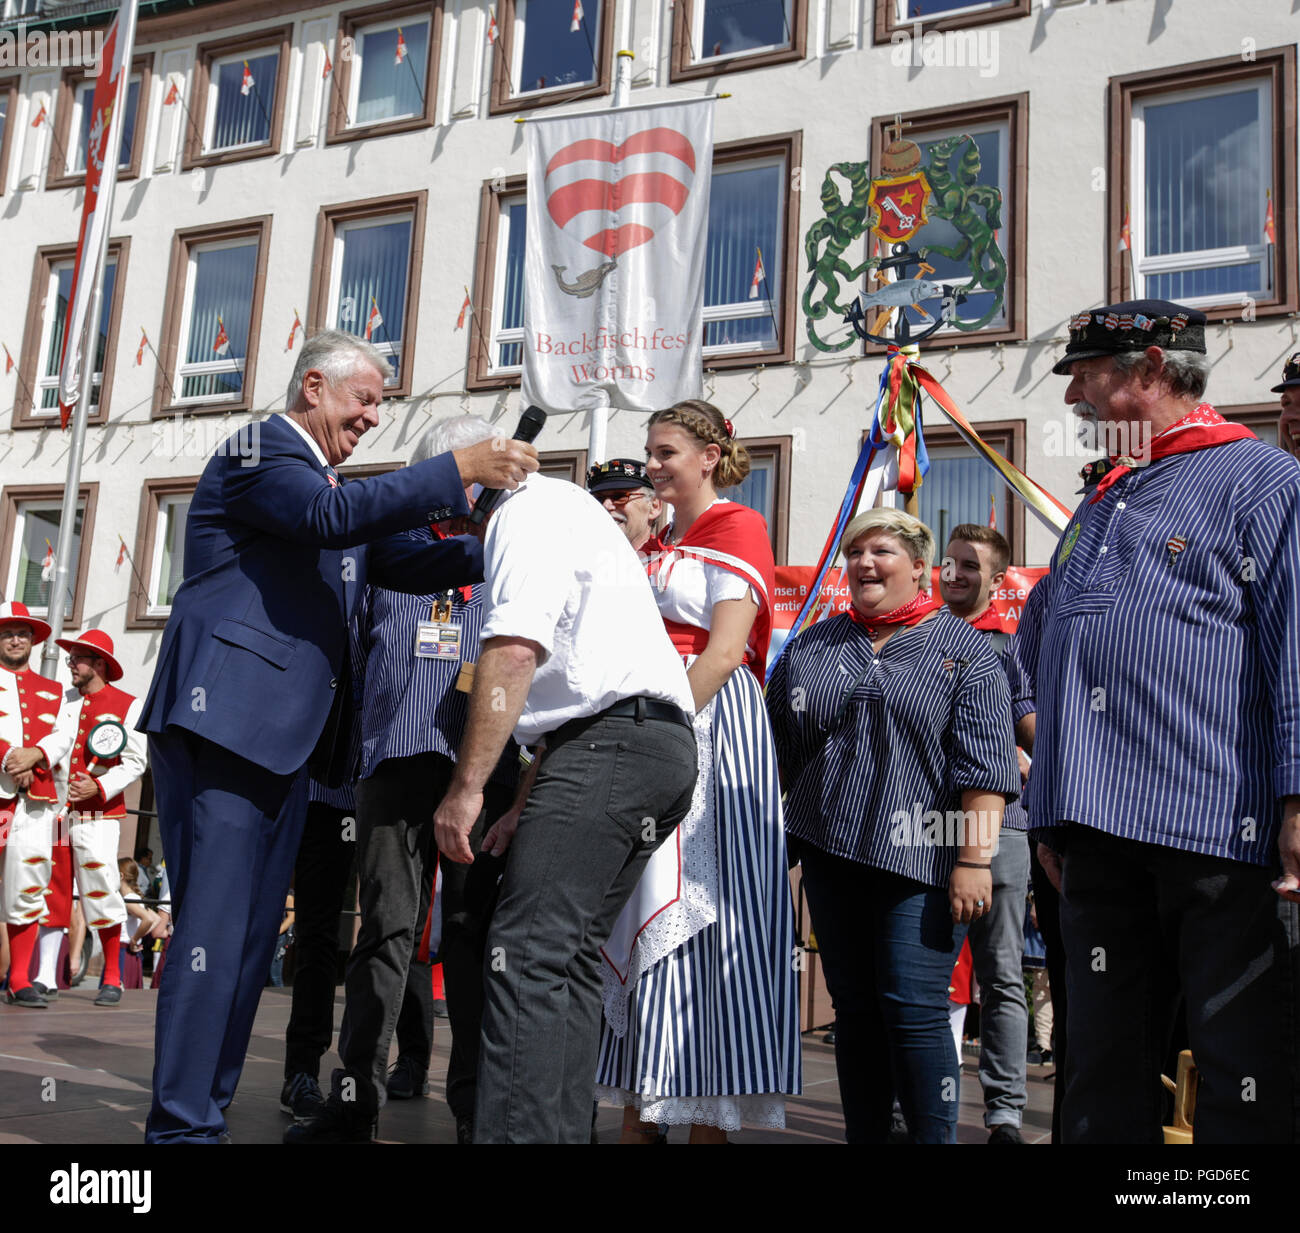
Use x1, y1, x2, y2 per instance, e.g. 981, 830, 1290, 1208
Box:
647, 400, 751, 489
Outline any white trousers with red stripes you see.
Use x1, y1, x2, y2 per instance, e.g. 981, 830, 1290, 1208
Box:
0, 797, 60, 925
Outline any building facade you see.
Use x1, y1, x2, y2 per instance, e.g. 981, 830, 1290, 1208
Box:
0, 0, 1293, 725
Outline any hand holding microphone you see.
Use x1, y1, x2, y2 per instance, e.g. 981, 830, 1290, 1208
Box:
458, 406, 548, 525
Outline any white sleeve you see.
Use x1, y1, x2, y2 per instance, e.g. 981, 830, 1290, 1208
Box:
704, 563, 757, 609
36, 695, 80, 772
93, 697, 149, 801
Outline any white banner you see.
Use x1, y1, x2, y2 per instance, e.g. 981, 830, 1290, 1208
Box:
522, 98, 714, 414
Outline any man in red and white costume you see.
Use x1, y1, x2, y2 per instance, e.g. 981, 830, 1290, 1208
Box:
7, 629, 147, 1007
0, 601, 72, 1008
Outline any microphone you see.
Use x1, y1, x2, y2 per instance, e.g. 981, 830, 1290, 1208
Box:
469, 405, 548, 525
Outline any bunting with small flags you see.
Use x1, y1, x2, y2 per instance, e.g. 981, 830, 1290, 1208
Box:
571, 0, 584, 31
3, 345, 12, 375
1265, 189, 1276, 245
286, 308, 302, 351
135, 329, 147, 366
395, 27, 408, 64
30, 100, 46, 127
487, 7, 498, 44
748, 247, 766, 301
41, 539, 54, 583
455, 289, 471, 331
162, 78, 180, 106
365, 297, 383, 341
322, 47, 332, 78
240, 61, 254, 96
988, 492, 998, 529
1118, 204, 1132, 252
213, 315, 230, 356
115, 536, 127, 573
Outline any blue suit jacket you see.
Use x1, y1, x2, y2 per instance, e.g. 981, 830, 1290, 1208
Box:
137, 414, 482, 775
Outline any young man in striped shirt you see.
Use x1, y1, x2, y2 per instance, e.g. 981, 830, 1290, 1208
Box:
939, 525, 1030, 1144
1022, 299, 1300, 1144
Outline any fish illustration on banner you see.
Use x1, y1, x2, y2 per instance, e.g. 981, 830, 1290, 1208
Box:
523, 99, 715, 414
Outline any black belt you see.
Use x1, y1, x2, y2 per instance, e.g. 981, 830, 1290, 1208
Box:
549, 695, 692, 745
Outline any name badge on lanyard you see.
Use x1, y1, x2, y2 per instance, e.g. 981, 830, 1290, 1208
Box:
415, 591, 462, 661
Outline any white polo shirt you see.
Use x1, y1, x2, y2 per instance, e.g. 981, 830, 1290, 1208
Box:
480, 473, 694, 745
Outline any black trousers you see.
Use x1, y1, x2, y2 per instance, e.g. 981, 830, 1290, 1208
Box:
1060, 825, 1300, 1144
1028, 841, 1068, 1142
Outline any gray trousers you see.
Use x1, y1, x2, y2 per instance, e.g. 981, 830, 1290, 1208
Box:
474, 710, 698, 1143
967, 826, 1030, 1128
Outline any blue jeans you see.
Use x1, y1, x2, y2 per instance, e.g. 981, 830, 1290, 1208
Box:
967, 827, 1030, 1127
797, 842, 966, 1144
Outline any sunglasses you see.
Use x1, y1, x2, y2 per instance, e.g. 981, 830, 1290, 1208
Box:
593, 488, 646, 507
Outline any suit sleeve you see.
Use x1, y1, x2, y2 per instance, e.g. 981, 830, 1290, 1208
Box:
369, 531, 483, 593
223, 443, 470, 550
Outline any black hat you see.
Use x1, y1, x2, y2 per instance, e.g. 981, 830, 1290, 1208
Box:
1271, 352, 1300, 393
586, 457, 653, 494
1052, 299, 1208, 376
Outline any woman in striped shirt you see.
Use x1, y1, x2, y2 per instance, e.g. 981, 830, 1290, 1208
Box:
767, 508, 1019, 1143
594, 400, 802, 1142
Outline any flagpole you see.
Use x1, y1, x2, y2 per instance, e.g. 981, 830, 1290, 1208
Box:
41, 0, 137, 679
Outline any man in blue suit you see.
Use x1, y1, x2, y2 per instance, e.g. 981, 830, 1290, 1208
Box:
137, 330, 537, 1143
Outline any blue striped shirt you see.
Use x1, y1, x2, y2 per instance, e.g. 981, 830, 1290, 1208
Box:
1019, 436, 1300, 863
767, 608, 1019, 888
356, 530, 517, 788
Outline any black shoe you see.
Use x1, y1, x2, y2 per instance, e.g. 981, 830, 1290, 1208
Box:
385, 1055, 429, 1100
1039, 1049, 1053, 1065
93, 984, 122, 1006
280, 1072, 325, 1120
988, 1124, 1025, 1144
32, 980, 58, 1002
456, 1115, 474, 1145
5, 985, 47, 1008
823, 1028, 837, 1045
432, 998, 449, 1019
1026, 1046, 1043, 1066
283, 1094, 377, 1144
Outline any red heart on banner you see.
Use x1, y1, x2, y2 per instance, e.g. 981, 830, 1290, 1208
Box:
545, 127, 697, 258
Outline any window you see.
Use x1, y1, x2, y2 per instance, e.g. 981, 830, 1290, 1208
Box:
0, 483, 98, 628
490, 0, 613, 114
1109, 49, 1297, 319
868, 95, 1027, 349
128, 477, 197, 628
185, 26, 291, 169
468, 134, 801, 388
1221, 403, 1281, 450
154, 217, 272, 417
672, 0, 807, 80
730, 435, 790, 562
538, 448, 588, 482
13, 239, 128, 429
906, 420, 1024, 564
0, 76, 17, 195
307, 193, 427, 397
872, 0, 1028, 42
329, 2, 441, 141
46, 57, 150, 190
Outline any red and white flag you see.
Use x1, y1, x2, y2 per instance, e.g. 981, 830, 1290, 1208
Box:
240, 60, 254, 96
286, 308, 302, 351
213, 315, 230, 356
3, 344, 12, 375
988, 492, 998, 529
395, 28, 408, 65
1118, 204, 1132, 253
135, 329, 147, 366
322, 48, 333, 78
1265, 189, 1276, 245
115, 537, 127, 574
162, 78, 180, 106
455, 290, 471, 331
31, 100, 47, 127
41, 539, 54, 583
570, 0, 584, 31
748, 247, 766, 300
56, 0, 137, 430
365, 297, 383, 341
487, 7, 498, 44
523, 99, 715, 413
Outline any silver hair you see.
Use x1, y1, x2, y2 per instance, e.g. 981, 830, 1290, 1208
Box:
285, 329, 391, 409
411, 414, 498, 465
1111, 349, 1211, 400
840, 507, 936, 585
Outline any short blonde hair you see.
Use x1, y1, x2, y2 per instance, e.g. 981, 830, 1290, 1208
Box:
840, 508, 936, 581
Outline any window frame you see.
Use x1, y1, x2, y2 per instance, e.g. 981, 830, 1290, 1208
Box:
538, 448, 589, 483
13, 237, 129, 431
872, 0, 1029, 44
45, 54, 151, 191
1221, 402, 1282, 449
0, 75, 21, 196
896, 419, 1026, 565
1107, 47, 1298, 321
0, 482, 99, 631
153, 215, 272, 419
671, 0, 807, 83
734, 434, 791, 564
466, 133, 802, 390
183, 25, 292, 171
327, 0, 442, 144
128, 475, 199, 629
488, 0, 615, 116
867, 93, 1027, 353
306, 191, 428, 399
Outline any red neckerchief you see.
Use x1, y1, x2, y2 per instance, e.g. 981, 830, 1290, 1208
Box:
428, 524, 473, 604
966, 605, 1006, 632
846, 590, 942, 639
1089, 404, 1254, 505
